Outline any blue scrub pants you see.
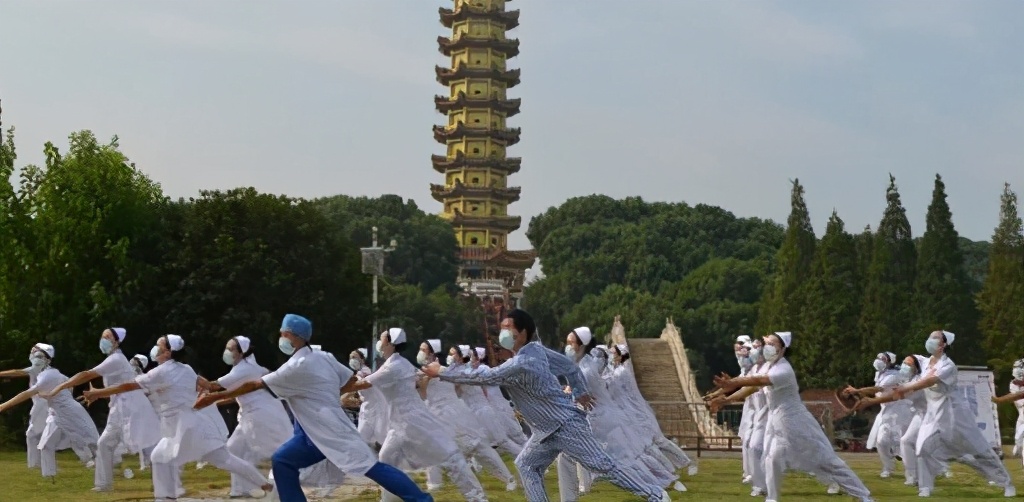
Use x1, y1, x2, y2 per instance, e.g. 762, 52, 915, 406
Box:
271, 423, 433, 502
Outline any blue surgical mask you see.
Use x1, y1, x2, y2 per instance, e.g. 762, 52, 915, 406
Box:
278, 337, 295, 355
99, 338, 114, 355
499, 329, 515, 350
925, 338, 940, 355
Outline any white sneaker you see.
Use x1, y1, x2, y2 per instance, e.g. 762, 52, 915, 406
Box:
196, 461, 208, 470
827, 483, 840, 495
880, 471, 891, 478
742, 475, 752, 484
673, 481, 687, 492
919, 488, 931, 497
905, 478, 917, 486
123, 468, 134, 479
687, 464, 698, 476
750, 487, 765, 497
506, 480, 517, 491
426, 483, 442, 492
660, 489, 672, 502
943, 470, 953, 478
1005, 485, 1016, 497
86, 460, 96, 469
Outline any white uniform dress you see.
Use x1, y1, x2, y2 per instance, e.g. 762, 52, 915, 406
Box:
761, 358, 871, 501
24, 365, 49, 469
898, 357, 951, 486
458, 362, 524, 456
356, 365, 389, 447
423, 366, 515, 490
608, 362, 692, 470
217, 356, 293, 497
31, 367, 99, 477
736, 363, 754, 480
914, 354, 1012, 495
1010, 379, 1024, 458
92, 350, 162, 490
479, 364, 529, 448
866, 368, 914, 475
136, 359, 269, 500
744, 361, 770, 494
365, 353, 486, 502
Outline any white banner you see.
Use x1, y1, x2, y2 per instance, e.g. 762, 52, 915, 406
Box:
956, 367, 1002, 451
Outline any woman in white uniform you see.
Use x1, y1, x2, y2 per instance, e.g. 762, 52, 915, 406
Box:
0, 343, 99, 478
712, 332, 873, 502
0, 346, 56, 471
1010, 359, 1024, 458
454, 344, 523, 457
197, 335, 292, 498
418, 339, 517, 492
354, 347, 388, 448
42, 327, 162, 493
470, 347, 529, 449
844, 351, 914, 478
742, 341, 771, 497
82, 334, 273, 501
607, 344, 695, 474
853, 354, 951, 487
368, 328, 487, 502
894, 330, 1014, 498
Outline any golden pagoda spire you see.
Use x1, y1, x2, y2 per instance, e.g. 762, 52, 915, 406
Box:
433, 0, 535, 295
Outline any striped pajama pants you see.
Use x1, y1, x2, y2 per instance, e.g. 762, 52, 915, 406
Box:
514, 415, 664, 502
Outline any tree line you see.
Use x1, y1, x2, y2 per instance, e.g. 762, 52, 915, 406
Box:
0, 124, 482, 444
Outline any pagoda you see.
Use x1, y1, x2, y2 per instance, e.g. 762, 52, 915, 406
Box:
432, 0, 536, 307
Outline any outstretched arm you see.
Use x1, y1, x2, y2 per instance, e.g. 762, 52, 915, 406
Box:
843, 385, 882, 397
714, 373, 771, 393
341, 375, 370, 394
0, 388, 40, 413
993, 390, 1024, 404
80, 381, 141, 406
708, 386, 759, 413
194, 380, 265, 410
0, 369, 29, 380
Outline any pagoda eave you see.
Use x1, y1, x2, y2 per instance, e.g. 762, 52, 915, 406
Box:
437, 36, 520, 58
430, 183, 522, 203
438, 7, 520, 30
431, 154, 522, 175
434, 94, 521, 116
449, 214, 522, 232
433, 125, 521, 146
434, 66, 521, 87
458, 248, 537, 269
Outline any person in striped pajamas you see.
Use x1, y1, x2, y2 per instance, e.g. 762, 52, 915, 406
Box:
422, 309, 670, 502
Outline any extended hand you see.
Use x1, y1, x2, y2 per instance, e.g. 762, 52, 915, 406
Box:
577, 394, 596, 411
421, 362, 442, 378
78, 384, 99, 407
194, 392, 220, 410
713, 374, 738, 392
841, 385, 857, 397
852, 398, 873, 412
708, 396, 727, 414
891, 386, 907, 400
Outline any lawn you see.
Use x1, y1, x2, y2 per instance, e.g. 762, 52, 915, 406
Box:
1, 449, 1022, 501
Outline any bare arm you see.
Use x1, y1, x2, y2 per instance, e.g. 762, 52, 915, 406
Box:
0, 388, 40, 413
844, 385, 882, 397
715, 373, 772, 393
341, 375, 370, 394
994, 391, 1024, 404
194, 380, 265, 410
0, 369, 29, 379
894, 375, 939, 398
80, 381, 141, 406
196, 376, 225, 393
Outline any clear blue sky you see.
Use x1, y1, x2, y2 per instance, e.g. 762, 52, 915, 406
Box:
1, 0, 1021, 251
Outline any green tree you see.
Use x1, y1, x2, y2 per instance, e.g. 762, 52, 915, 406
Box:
380, 284, 484, 358
755, 179, 816, 334
561, 284, 669, 344
799, 211, 864, 387
315, 194, 460, 293
978, 183, 1024, 375
859, 174, 917, 356
854, 225, 874, 279
911, 174, 979, 361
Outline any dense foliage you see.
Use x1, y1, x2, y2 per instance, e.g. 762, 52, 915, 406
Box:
0, 123, 478, 444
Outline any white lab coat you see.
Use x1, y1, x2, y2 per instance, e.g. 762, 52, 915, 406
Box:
136, 361, 227, 464
261, 347, 378, 475
31, 367, 99, 475
24, 365, 48, 468
94, 351, 162, 452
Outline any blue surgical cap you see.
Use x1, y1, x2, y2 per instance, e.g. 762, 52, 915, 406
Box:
281, 314, 313, 341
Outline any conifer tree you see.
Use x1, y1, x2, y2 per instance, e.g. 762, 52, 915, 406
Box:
798, 210, 863, 387
858, 175, 917, 357
755, 179, 816, 335
854, 225, 874, 279
911, 175, 979, 361
978, 183, 1024, 374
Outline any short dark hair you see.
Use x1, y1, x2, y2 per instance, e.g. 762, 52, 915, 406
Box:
506, 309, 536, 339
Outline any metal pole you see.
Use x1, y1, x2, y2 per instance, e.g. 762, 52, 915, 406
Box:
371, 226, 378, 372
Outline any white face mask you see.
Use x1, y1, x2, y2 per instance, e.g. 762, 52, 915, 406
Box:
99, 338, 114, 355
873, 359, 887, 372
349, 358, 362, 370
564, 345, 577, 358
29, 354, 47, 368
222, 350, 236, 366
375, 340, 385, 355
278, 337, 295, 355
150, 345, 161, 362
749, 348, 761, 362
416, 352, 428, 366
739, 355, 753, 369
498, 329, 515, 350
762, 345, 780, 362
446, 355, 456, 366
899, 364, 914, 378
925, 338, 941, 355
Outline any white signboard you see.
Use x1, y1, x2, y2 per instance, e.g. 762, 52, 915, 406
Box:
956, 367, 1002, 451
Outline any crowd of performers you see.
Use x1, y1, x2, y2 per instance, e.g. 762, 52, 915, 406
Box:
706, 330, 1023, 500
0, 309, 700, 502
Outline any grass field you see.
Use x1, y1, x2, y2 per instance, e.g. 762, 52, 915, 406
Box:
2, 449, 1022, 501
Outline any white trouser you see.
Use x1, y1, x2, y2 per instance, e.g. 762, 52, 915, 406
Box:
765, 442, 870, 501
917, 433, 1010, 492
40, 442, 58, 478
556, 453, 594, 501
152, 447, 268, 500
654, 436, 690, 469
747, 426, 766, 491
27, 432, 42, 469
383, 451, 485, 502
426, 441, 515, 489
95, 420, 124, 489
226, 432, 273, 496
